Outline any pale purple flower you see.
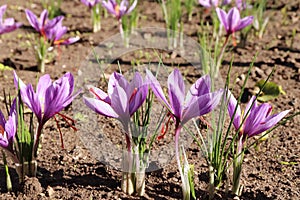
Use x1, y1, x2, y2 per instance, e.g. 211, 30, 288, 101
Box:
235, 0, 251, 10
81, 0, 101, 9
25, 9, 79, 45
198, 0, 231, 8
0, 5, 22, 34
45, 19, 80, 45
14, 71, 80, 125
83, 71, 148, 128
0, 99, 17, 151
25, 9, 62, 36
102, 0, 138, 20
216, 7, 253, 35
146, 68, 222, 125
228, 94, 290, 139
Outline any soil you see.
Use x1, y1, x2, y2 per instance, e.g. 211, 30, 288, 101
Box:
0, 0, 299, 199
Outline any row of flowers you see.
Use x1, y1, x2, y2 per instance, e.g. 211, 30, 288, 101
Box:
0, 68, 289, 199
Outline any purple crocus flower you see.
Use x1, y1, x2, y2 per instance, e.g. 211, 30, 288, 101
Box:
216, 7, 253, 35
0, 5, 22, 34
83, 71, 148, 129
102, 0, 138, 20
13, 71, 80, 126
146, 69, 222, 126
228, 93, 290, 140
45, 19, 80, 45
25, 9, 62, 36
81, 0, 101, 9
147, 68, 222, 198
198, 0, 231, 8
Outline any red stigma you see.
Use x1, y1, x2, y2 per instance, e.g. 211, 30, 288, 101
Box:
129, 88, 138, 102
158, 112, 172, 140
0, 125, 4, 136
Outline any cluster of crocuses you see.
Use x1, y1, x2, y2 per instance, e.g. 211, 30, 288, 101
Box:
0, 71, 80, 183
83, 67, 289, 199
25, 9, 79, 73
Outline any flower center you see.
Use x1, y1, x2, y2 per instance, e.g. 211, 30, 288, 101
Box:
114, 5, 120, 17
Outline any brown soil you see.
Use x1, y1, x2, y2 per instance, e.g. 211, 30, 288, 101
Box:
0, 0, 299, 199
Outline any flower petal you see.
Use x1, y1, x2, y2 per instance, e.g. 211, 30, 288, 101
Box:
182, 89, 223, 124
235, 16, 253, 32
168, 69, 185, 119
227, 91, 241, 131
216, 8, 229, 32
146, 69, 172, 112
111, 85, 130, 125
25, 9, 40, 32
83, 96, 118, 118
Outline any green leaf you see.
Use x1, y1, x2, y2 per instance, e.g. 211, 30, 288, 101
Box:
255, 80, 286, 102
188, 164, 196, 200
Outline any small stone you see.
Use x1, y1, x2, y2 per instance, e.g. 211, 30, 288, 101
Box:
46, 186, 55, 198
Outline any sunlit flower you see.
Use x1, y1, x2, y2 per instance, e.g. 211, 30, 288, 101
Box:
84, 71, 148, 128
198, 0, 231, 8
81, 0, 101, 9
216, 7, 253, 35
227, 93, 290, 140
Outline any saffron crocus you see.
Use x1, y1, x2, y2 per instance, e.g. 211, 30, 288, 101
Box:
45, 19, 80, 45
102, 0, 137, 20
14, 71, 79, 126
147, 69, 222, 199
198, 0, 231, 8
216, 7, 253, 35
84, 71, 148, 131
0, 5, 22, 35
25, 9, 62, 36
227, 93, 289, 196
228, 94, 290, 140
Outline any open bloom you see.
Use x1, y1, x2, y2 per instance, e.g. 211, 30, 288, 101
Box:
84, 71, 148, 128
146, 68, 222, 126
81, 0, 101, 8
102, 0, 138, 20
14, 71, 80, 126
0, 99, 16, 151
25, 9, 79, 45
216, 7, 253, 35
0, 5, 22, 34
198, 0, 231, 8
25, 9, 62, 36
228, 93, 290, 140
45, 19, 80, 45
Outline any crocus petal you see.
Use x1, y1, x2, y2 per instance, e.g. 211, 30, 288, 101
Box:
36, 74, 52, 104
186, 74, 211, 105
129, 84, 148, 116
227, 92, 241, 131
198, 0, 212, 8
102, 1, 117, 16
146, 69, 172, 112
126, 0, 137, 14
87, 85, 111, 104
227, 7, 240, 33
25, 9, 40, 32
216, 8, 229, 32
40, 10, 48, 29
83, 96, 118, 118
247, 110, 290, 137
111, 85, 130, 125
243, 102, 272, 136
26, 84, 42, 122
182, 89, 222, 124
5, 115, 16, 143
235, 16, 253, 32
168, 69, 185, 119
60, 36, 80, 45
108, 72, 123, 97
